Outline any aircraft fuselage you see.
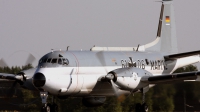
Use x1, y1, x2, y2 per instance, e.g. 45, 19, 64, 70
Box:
33, 50, 176, 96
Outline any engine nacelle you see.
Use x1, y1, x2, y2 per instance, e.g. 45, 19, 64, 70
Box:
82, 96, 106, 107
20, 68, 38, 90
108, 67, 152, 90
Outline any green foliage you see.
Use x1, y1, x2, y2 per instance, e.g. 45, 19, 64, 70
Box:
174, 64, 198, 73
0, 64, 33, 74
173, 65, 200, 111
152, 84, 176, 111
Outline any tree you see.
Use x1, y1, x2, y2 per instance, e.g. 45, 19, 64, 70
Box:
173, 65, 200, 111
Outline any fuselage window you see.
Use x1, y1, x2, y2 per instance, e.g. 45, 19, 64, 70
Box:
51, 58, 57, 64
43, 58, 48, 63
58, 58, 63, 65
63, 58, 69, 65
47, 58, 52, 63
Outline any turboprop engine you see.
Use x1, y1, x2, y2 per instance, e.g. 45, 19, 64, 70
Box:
104, 67, 153, 91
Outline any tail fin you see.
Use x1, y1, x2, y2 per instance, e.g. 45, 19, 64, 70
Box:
90, 0, 178, 53
145, 0, 178, 54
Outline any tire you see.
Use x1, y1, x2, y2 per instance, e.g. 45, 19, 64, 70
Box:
50, 103, 58, 112
41, 104, 51, 112
46, 104, 51, 112
141, 103, 148, 112
135, 103, 142, 112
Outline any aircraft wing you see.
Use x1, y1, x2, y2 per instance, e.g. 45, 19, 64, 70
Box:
164, 50, 200, 61
141, 71, 200, 84
0, 73, 20, 81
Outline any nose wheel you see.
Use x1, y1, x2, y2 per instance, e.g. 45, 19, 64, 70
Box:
40, 92, 58, 112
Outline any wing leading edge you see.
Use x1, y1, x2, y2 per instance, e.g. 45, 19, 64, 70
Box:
164, 50, 200, 61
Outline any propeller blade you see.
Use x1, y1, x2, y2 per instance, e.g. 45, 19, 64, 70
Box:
105, 73, 126, 102
0, 58, 8, 68
104, 73, 119, 96
7, 81, 18, 97
110, 80, 126, 102
25, 53, 36, 66
110, 80, 119, 96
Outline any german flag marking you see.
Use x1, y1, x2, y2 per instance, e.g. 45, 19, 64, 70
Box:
165, 16, 170, 23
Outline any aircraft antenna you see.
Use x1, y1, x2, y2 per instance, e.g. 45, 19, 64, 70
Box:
136, 44, 140, 51
51, 49, 54, 53
67, 46, 70, 51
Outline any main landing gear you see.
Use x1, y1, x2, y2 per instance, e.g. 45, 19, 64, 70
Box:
40, 92, 58, 112
135, 87, 149, 112
135, 93, 148, 112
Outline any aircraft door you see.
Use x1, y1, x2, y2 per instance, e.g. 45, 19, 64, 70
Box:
66, 52, 83, 94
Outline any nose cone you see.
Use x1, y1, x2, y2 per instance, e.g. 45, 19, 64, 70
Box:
33, 72, 46, 87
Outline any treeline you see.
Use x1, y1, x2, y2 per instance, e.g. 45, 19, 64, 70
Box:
0, 65, 200, 111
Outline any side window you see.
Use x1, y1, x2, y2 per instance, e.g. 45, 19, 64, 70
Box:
39, 59, 43, 64
39, 58, 47, 64
58, 58, 63, 65
43, 58, 48, 63
51, 58, 57, 64
63, 58, 69, 65
47, 58, 52, 63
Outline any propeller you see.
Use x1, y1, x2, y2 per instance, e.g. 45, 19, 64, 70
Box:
7, 81, 18, 97
0, 50, 37, 68
25, 53, 36, 66
105, 73, 120, 96
0, 58, 8, 68
0, 50, 37, 98
1, 72, 26, 98
104, 73, 128, 102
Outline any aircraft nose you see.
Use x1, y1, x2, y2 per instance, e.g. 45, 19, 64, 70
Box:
33, 72, 46, 87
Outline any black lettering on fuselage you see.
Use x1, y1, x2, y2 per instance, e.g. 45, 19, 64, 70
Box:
121, 58, 167, 70
150, 61, 154, 70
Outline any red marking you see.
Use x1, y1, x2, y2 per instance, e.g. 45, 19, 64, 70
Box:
69, 52, 79, 93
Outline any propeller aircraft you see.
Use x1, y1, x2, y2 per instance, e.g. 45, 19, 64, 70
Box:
1, 0, 200, 112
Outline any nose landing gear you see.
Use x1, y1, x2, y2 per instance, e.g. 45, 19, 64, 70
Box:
40, 92, 58, 112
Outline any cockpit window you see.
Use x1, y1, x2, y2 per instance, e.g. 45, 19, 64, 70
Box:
39, 57, 69, 66
63, 58, 69, 65
39, 59, 42, 64
58, 58, 62, 65
47, 58, 52, 63
39, 58, 47, 64
43, 58, 48, 63
51, 58, 57, 64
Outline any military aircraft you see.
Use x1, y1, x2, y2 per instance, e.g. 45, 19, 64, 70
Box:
0, 0, 200, 111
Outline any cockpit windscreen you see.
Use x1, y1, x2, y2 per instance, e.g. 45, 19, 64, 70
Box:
39, 58, 69, 65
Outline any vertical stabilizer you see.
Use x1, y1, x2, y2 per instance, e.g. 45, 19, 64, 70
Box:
144, 0, 178, 54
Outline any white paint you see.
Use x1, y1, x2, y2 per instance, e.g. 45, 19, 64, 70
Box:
171, 55, 200, 73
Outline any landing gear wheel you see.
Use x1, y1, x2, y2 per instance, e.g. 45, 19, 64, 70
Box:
41, 104, 51, 112
135, 103, 148, 112
50, 103, 58, 112
141, 103, 148, 112
135, 103, 142, 112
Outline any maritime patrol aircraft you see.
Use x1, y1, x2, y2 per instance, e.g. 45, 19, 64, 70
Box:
0, 0, 200, 112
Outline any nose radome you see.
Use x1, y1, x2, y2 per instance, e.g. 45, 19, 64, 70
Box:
33, 72, 46, 87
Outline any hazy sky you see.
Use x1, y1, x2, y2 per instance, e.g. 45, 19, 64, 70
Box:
0, 0, 200, 67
